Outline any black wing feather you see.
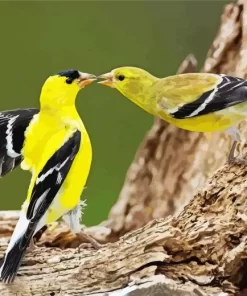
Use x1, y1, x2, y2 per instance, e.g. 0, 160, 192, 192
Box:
27, 130, 81, 219
171, 75, 247, 119
0, 108, 39, 177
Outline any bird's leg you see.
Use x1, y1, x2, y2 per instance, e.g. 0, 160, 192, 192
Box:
78, 230, 103, 250
228, 140, 240, 162
228, 141, 247, 165
63, 201, 103, 251
27, 238, 38, 253
226, 127, 247, 165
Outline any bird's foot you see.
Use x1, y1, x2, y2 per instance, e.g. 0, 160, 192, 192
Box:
228, 155, 247, 166
227, 140, 247, 165
78, 231, 103, 251
27, 239, 39, 253
78, 243, 96, 250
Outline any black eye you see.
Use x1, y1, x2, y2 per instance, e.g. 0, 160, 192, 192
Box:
118, 75, 125, 81
65, 78, 73, 84
58, 69, 80, 84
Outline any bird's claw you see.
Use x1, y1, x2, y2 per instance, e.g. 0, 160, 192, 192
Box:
27, 239, 38, 253
77, 231, 103, 251
228, 156, 247, 166
227, 140, 247, 165
78, 243, 96, 251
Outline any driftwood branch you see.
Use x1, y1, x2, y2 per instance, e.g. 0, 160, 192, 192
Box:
1, 1, 247, 296
1, 161, 247, 295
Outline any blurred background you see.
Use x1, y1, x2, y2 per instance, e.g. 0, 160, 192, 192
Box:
0, 1, 230, 225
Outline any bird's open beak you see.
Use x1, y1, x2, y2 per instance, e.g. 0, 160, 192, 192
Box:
78, 72, 97, 88
97, 72, 114, 87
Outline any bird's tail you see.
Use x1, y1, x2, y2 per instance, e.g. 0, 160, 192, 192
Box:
0, 213, 35, 284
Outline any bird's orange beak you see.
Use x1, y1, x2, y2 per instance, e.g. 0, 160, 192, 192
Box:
78, 72, 97, 88
97, 72, 114, 87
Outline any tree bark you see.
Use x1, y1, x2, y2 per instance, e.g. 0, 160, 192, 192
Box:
1, 161, 247, 295
1, 1, 247, 296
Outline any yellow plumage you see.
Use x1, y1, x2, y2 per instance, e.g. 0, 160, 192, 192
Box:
22, 106, 92, 223
156, 107, 245, 133
99, 68, 246, 132
154, 74, 247, 132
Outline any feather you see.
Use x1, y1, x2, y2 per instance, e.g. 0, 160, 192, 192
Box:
27, 130, 81, 219
0, 108, 39, 177
170, 75, 247, 119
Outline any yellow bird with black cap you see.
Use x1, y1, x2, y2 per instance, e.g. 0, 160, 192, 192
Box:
0, 69, 98, 283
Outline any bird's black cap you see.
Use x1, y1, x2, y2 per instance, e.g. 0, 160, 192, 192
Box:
58, 69, 80, 84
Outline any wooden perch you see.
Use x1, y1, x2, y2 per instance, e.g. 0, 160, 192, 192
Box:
1, 1, 247, 295
1, 161, 247, 295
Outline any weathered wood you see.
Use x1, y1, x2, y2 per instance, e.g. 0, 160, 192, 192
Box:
0, 161, 246, 295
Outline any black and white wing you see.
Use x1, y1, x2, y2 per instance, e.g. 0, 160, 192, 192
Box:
0, 130, 81, 283
169, 75, 247, 119
26, 130, 81, 220
0, 108, 39, 177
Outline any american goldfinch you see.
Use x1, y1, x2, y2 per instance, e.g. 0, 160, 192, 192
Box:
98, 67, 247, 163
0, 69, 97, 284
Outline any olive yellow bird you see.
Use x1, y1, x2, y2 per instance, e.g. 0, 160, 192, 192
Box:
0, 69, 96, 283
99, 67, 247, 163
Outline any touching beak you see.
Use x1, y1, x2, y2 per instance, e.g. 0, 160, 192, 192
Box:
78, 72, 97, 88
97, 72, 114, 87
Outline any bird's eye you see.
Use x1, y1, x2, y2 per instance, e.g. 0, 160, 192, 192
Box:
66, 78, 73, 84
118, 75, 125, 81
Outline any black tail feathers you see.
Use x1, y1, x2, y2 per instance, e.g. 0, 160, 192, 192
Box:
0, 226, 34, 284
1, 248, 24, 283
0, 240, 28, 284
